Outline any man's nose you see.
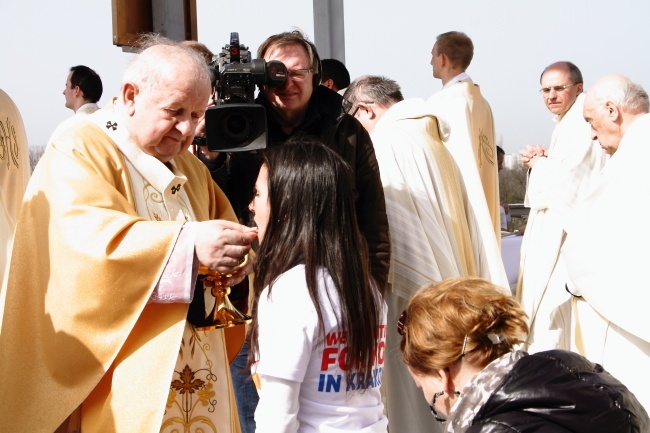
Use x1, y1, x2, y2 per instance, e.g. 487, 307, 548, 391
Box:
177, 118, 196, 137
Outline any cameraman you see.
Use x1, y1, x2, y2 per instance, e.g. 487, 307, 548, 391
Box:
225, 30, 390, 290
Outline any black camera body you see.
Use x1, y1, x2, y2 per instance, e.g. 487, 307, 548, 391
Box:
205, 32, 287, 152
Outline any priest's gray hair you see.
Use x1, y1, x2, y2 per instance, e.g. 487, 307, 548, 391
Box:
621, 81, 650, 112
591, 74, 649, 114
343, 75, 404, 109
122, 33, 212, 96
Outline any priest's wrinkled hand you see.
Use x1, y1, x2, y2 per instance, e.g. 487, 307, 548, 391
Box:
194, 220, 258, 274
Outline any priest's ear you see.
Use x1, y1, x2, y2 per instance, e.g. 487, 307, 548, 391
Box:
604, 101, 621, 122
351, 101, 378, 133
121, 82, 139, 116
356, 101, 377, 120
439, 52, 450, 68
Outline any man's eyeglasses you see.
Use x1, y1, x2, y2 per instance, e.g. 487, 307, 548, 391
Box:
342, 99, 374, 117
539, 83, 577, 94
287, 68, 314, 81
397, 310, 407, 336
193, 136, 207, 146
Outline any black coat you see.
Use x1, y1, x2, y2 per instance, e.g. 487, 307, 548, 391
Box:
467, 350, 649, 433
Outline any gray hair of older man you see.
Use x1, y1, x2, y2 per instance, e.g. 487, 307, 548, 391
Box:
343, 75, 404, 108
122, 33, 212, 96
591, 75, 650, 113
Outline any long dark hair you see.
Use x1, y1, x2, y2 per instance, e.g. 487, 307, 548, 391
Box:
247, 136, 382, 383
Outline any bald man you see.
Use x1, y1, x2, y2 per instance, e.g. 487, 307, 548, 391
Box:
516, 62, 608, 355
561, 74, 650, 411
0, 35, 255, 432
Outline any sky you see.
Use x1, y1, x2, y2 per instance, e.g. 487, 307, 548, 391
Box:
1, 0, 649, 154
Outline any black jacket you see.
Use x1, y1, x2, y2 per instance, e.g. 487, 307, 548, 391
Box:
207, 86, 390, 290
467, 350, 649, 433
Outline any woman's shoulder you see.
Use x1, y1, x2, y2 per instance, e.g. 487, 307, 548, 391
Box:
264, 265, 341, 313
270, 265, 334, 291
263, 265, 326, 305
272, 264, 307, 284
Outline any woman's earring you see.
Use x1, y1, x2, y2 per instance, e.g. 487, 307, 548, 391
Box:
429, 390, 461, 423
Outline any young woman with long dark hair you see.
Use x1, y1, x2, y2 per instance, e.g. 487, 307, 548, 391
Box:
247, 136, 388, 432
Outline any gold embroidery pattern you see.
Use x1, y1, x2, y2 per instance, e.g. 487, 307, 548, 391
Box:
478, 129, 494, 168
0, 116, 21, 169
143, 180, 166, 221
161, 364, 218, 432
161, 326, 221, 433
141, 178, 193, 222
177, 195, 193, 222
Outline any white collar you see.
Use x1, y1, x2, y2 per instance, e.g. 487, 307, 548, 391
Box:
443, 72, 472, 89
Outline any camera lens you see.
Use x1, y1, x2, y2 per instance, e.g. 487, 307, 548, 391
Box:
222, 110, 253, 144
205, 104, 266, 151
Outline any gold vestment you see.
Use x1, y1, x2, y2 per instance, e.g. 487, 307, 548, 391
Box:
0, 103, 239, 432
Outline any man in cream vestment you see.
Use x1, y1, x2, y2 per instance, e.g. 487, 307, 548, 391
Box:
427, 31, 501, 243
0, 39, 256, 433
0, 88, 31, 313
345, 75, 508, 433
517, 62, 608, 353
562, 74, 650, 411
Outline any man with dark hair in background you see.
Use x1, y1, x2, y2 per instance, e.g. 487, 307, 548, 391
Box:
63, 65, 103, 114
49, 65, 103, 143
320, 58, 351, 93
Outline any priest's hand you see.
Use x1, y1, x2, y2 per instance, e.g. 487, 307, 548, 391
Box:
219, 256, 254, 288
194, 220, 258, 275
521, 144, 548, 168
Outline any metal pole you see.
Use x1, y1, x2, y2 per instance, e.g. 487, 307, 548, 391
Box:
152, 0, 186, 41
313, 0, 346, 62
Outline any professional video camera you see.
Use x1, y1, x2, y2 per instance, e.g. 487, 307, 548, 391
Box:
204, 32, 287, 152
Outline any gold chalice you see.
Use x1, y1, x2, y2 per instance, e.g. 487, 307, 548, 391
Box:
187, 255, 252, 331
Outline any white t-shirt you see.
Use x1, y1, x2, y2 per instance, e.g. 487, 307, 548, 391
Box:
255, 265, 388, 433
